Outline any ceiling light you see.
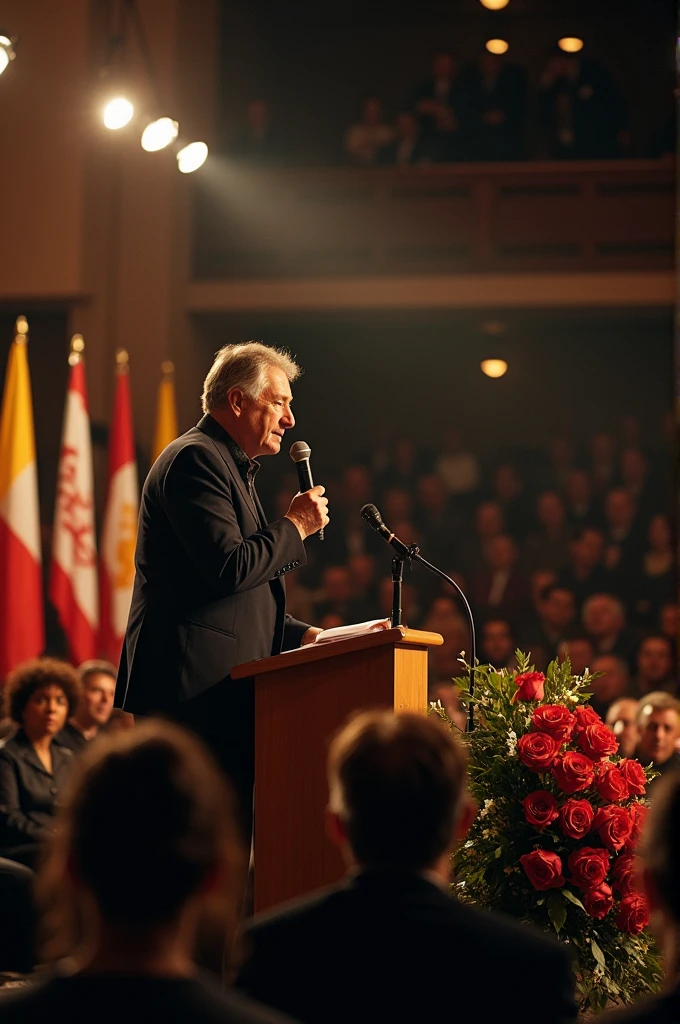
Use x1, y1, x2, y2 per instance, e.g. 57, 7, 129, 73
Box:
0, 34, 16, 76
103, 96, 134, 130
141, 116, 179, 152
481, 359, 508, 379
176, 141, 208, 173
485, 39, 509, 55
558, 37, 584, 53
479, 0, 510, 8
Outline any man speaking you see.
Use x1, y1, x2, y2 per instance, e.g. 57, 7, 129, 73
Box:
115, 342, 328, 834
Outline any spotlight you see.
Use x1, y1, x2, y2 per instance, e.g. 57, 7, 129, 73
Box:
176, 141, 208, 173
0, 34, 16, 76
103, 96, 134, 130
141, 116, 179, 152
485, 39, 509, 55
479, 0, 509, 8
558, 37, 584, 53
481, 359, 508, 379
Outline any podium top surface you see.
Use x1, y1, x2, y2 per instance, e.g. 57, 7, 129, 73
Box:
231, 626, 444, 679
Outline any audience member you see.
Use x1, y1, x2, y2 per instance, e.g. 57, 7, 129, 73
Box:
524, 585, 576, 668
524, 491, 571, 572
480, 617, 516, 670
428, 681, 467, 730
564, 469, 602, 531
558, 634, 595, 677
490, 463, 532, 539
603, 487, 643, 578
378, 111, 432, 165
635, 693, 680, 793
605, 698, 639, 759
462, 51, 526, 161
237, 710, 577, 1023
0, 659, 79, 869
582, 593, 634, 667
343, 96, 395, 166
412, 51, 468, 161
471, 534, 529, 621
463, 500, 505, 576
634, 635, 677, 697
589, 654, 632, 719
55, 660, 116, 755
0, 856, 36, 973
0, 722, 289, 1023
589, 432, 618, 497
434, 428, 480, 498
635, 514, 676, 626
659, 602, 679, 647
230, 100, 283, 164
599, 770, 680, 1023
557, 526, 612, 608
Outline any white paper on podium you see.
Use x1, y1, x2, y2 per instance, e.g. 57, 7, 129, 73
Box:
314, 618, 391, 644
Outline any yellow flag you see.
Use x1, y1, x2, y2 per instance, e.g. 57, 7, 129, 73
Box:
152, 361, 178, 462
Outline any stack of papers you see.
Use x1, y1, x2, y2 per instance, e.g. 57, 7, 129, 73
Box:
314, 618, 391, 644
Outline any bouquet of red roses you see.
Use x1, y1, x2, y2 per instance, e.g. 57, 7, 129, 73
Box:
433, 654, 661, 1014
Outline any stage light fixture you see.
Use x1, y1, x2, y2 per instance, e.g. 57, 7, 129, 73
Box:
176, 141, 208, 173
558, 37, 584, 53
479, 0, 510, 9
141, 116, 179, 152
0, 34, 16, 76
103, 96, 134, 130
485, 39, 509, 55
481, 359, 508, 379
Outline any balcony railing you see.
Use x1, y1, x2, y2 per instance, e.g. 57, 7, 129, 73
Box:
192, 158, 674, 280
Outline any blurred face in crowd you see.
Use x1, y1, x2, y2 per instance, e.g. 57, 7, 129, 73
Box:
620, 448, 648, 489
637, 707, 680, 766
590, 655, 630, 706
343, 465, 372, 507
348, 554, 377, 594
362, 97, 383, 126
541, 588, 576, 632
396, 111, 418, 139
482, 620, 514, 666
605, 489, 635, 531
433, 52, 455, 79
76, 672, 116, 730
648, 514, 672, 551
660, 603, 679, 641
537, 492, 566, 531
637, 637, 674, 685
606, 698, 639, 759
530, 570, 557, 609
323, 566, 353, 605
383, 487, 413, 522
572, 528, 604, 570
489, 535, 518, 573
566, 470, 591, 507
494, 465, 521, 501
583, 595, 624, 639
23, 684, 69, 741
558, 638, 594, 676
475, 502, 504, 539
417, 474, 448, 514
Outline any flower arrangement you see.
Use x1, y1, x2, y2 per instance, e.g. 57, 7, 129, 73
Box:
432, 654, 661, 1014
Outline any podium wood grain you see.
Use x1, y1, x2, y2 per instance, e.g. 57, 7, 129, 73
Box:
232, 628, 443, 912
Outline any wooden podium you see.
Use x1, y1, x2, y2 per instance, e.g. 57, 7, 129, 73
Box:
232, 626, 443, 912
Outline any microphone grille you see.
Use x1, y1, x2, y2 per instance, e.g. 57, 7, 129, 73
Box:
289, 440, 312, 463
361, 503, 382, 524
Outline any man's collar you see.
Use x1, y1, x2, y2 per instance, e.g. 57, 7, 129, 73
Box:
200, 415, 260, 477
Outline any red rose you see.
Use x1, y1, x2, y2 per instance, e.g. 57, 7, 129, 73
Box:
618, 759, 647, 796
568, 846, 610, 889
551, 751, 596, 794
513, 672, 546, 703
612, 852, 637, 895
595, 762, 630, 803
531, 705, 576, 743
593, 805, 633, 851
582, 883, 614, 920
615, 893, 650, 935
578, 723, 619, 761
517, 732, 560, 773
624, 802, 648, 850
522, 791, 559, 829
520, 849, 565, 891
559, 798, 595, 840
572, 705, 602, 734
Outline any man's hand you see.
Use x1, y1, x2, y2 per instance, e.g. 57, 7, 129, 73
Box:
301, 626, 323, 646
285, 485, 329, 540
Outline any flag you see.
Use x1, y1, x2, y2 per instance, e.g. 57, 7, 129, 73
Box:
49, 336, 98, 664
0, 317, 44, 678
152, 360, 179, 462
99, 349, 138, 665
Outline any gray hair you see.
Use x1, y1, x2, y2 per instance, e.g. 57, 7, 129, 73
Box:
201, 342, 302, 414
636, 690, 680, 726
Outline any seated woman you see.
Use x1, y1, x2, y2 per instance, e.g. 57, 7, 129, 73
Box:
0, 659, 79, 869
0, 722, 291, 1023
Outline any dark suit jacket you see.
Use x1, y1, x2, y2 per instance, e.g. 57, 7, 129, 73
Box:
236, 869, 577, 1024
0, 731, 73, 853
115, 415, 310, 726
600, 983, 680, 1024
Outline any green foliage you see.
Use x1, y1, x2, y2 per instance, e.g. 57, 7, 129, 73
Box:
431, 655, 663, 1015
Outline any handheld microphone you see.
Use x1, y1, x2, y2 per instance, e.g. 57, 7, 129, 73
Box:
360, 504, 411, 558
290, 440, 324, 541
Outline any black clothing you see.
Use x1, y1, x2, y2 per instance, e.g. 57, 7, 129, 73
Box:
461, 62, 526, 161
600, 982, 680, 1024
0, 974, 297, 1024
0, 857, 35, 972
645, 751, 680, 798
115, 415, 310, 831
539, 57, 627, 160
557, 565, 617, 609
237, 869, 577, 1024
54, 720, 90, 755
0, 731, 73, 867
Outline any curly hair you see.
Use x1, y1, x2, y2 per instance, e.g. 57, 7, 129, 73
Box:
4, 658, 81, 725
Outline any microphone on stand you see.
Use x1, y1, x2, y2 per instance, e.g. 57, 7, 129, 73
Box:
290, 441, 324, 541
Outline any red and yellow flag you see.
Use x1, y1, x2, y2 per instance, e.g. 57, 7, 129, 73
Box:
152, 360, 179, 462
0, 317, 44, 678
99, 349, 138, 665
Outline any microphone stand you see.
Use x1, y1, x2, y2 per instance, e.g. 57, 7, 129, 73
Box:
390, 556, 405, 628
396, 544, 477, 732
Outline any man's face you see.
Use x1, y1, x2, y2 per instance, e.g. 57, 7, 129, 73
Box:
637, 708, 680, 766
606, 699, 639, 759
238, 367, 295, 458
78, 673, 116, 729
590, 657, 629, 703
558, 639, 594, 676
483, 621, 513, 664
584, 597, 621, 638
637, 638, 673, 684
542, 590, 575, 631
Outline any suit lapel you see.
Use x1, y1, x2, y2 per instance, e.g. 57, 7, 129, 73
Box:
196, 415, 261, 525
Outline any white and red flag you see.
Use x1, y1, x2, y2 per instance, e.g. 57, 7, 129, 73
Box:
49, 336, 98, 664
0, 317, 44, 678
99, 349, 138, 665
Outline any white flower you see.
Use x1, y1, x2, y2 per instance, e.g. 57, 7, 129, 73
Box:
479, 799, 495, 818
567, 693, 579, 703
507, 730, 517, 755
482, 828, 494, 839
